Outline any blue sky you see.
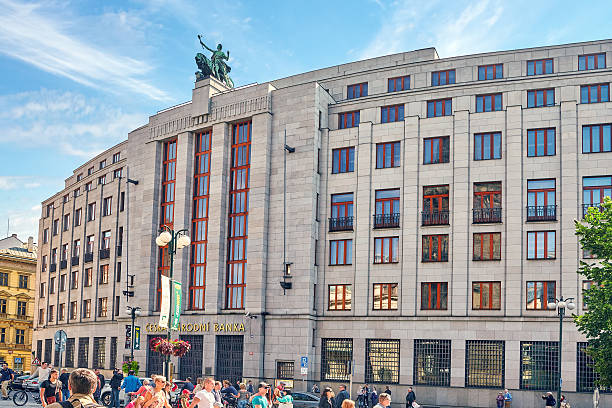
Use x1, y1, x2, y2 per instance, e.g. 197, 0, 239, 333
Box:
0, 0, 611, 241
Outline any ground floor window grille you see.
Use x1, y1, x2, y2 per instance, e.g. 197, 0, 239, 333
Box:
37, 340, 42, 360
110, 337, 118, 369
365, 339, 400, 384
465, 340, 505, 388
147, 335, 164, 376
577, 342, 610, 392
321, 338, 353, 381
93, 337, 105, 369
65, 338, 75, 367
413, 339, 451, 386
277, 361, 295, 379
44, 338, 52, 363
78, 337, 89, 368
520, 341, 558, 390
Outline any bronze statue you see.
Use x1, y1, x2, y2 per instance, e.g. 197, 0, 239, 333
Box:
195, 35, 234, 88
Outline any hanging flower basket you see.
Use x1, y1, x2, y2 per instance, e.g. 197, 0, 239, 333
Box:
149, 337, 191, 357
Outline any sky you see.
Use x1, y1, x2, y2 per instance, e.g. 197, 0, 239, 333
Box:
0, 0, 611, 242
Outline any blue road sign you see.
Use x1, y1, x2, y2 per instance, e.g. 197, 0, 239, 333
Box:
300, 357, 308, 368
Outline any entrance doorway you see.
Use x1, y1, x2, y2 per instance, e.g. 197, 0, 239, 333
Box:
215, 335, 244, 383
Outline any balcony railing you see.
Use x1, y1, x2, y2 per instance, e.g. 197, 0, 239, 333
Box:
15, 314, 29, 321
60, 260, 67, 270
99, 248, 110, 259
373, 213, 400, 229
71, 256, 79, 266
329, 217, 353, 232
526, 205, 557, 221
84, 252, 94, 263
49, 263, 57, 272
116, 245, 123, 257
582, 204, 603, 218
472, 207, 502, 224
421, 210, 449, 226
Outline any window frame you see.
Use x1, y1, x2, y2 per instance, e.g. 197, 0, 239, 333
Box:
423, 136, 450, 164
381, 104, 404, 123
581, 83, 609, 104
372, 283, 398, 310
527, 89, 555, 108
376, 141, 401, 168
388, 75, 410, 92
347, 82, 368, 99
478, 64, 503, 80
331, 147, 355, 174
427, 98, 452, 117
471, 281, 502, 310
420, 282, 448, 310
527, 231, 556, 260
373, 236, 399, 264
422, 234, 449, 262
338, 111, 360, 129
328, 284, 352, 311
579, 53, 606, 71
431, 69, 455, 86
476, 93, 503, 112
582, 123, 612, 154
329, 239, 352, 266
527, 58, 554, 75
473, 233, 501, 261
331, 193, 354, 219
527, 128, 556, 157
526, 281, 556, 310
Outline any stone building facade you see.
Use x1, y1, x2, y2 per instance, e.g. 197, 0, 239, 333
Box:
33, 40, 612, 407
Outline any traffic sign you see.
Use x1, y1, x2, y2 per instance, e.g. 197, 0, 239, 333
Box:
300, 356, 308, 368
33, 357, 40, 365
300, 367, 308, 375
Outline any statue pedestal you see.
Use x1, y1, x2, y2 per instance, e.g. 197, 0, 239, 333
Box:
192, 76, 230, 116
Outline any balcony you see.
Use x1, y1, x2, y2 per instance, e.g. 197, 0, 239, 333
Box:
49, 263, 57, 272
421, 210, 449, 226
373, 213, 400, 229
15, 314, 30, 321
60, 260, 67, 270
329, 217, 353, 232
99, 248, 110, 259
526, 205, 557, 222
71, 256, 79, 266
84, 252, 94, 263
582, 204, 603, 218
473, 207, 502, 224
116, 245, 123, 257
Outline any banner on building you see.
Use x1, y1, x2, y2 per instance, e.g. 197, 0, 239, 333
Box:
171, 281, 182, 331
159, 275, 171, 328
134, 326, 141, 350
125, 325, 132, 349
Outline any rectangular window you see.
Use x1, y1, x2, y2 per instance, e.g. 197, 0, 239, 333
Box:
321, 338, 353, 381
423, 136, 450, 164
473, 233, 501, 261
414, 339, 451, 386
376, 141, 401, 168
347, 82, 368, 99
15, 329, 25, 345
102, 197, 112, 216
527, 58, 553, 75
427, 98, 452, 117
98, 175, 106, 185
49, 277, 55, 294
85, 182, 92, 191
77, 173, 83, 182
328, 284, 352, 310
53, 219, 59, 235
62, 214, 70, 231
49, 305, 54, 321
422, 185, 449, 226
432, 69, 455, 86
465, 340, 505, 388
583, 176, 612, 217
46, 203, 53, 217
70, 270, 78, 289
338, 111, 360, 129
87, 202, 96, 221
120, 192, 125, 212
58, 303, 65, 321
74, 208, 82, 226
422, 235, 449, 262
582, 280, 593, 310
87, 166, 94, 176
365, 339, 400, 384
421, 282, 448, 310
73, 188, 80, 197
520, 341, 559, 390
78, 337, 89, 368
99, 159, 106, 169
472, 281, 501, 310
527, 128, 555, 157
476, 93, 502, 112
331, 147, 355, 174
63, 194, 69, 203
59, 274, 66, 291
43, 228, 49, 243
85, 268, 93, 287
17, 300, 27, 316
579, 53, 606, 71
51, 248, 57, 264
527, 231, 556, 259
473, 181, 502, 223
113, 168, 122, 179
526, 281, 556, 309
101, 230, 111, 250
583, 124, 612, 153
581, 84, 609, 104
65, 338, 75, 367
110, 337, 117, 370
330, 239, 352, 265
69, 301, 77, 320
374, 189, 400, 228
527, 89, 555, 108
381, 104, 404, 123
73, 239, 81, 257
330, 193, 353, 232
527, 179, 556, 221
38, 309, 44, 324
86, 235, 94, 254
18, 275, 28, 289
39, 281, 46, 297
374, 237, 399, 263
388, 75, 410, 92
373, 283, 398, 310
478, 64, 503, 80
276, 361, 295, 380
93, 337, 105, 369
61, 243, 68, 261
98, 297, 108, 317
0, 299, 6, 313
577, 342, 604, 392
112, 152, 120, 163
42, 255, 47, 272
99, 264, 109, 284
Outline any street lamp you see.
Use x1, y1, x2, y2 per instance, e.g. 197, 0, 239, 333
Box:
125, 306, 141, 361
155, 226, 190, 378
547, 296, 576, 408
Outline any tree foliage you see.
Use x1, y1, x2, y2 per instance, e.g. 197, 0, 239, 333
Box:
574, 197, 612, 388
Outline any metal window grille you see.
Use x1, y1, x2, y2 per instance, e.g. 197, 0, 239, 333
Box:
215, 335, 244, 384
147, 335, 164, 377
54, 347, 60, 367
365, 339, 400, 384
321, 338, 353, 381
277, 361, 295, 379
93, 337, 105, 369
520, 341, 559, 390
78, 337, 89, 368
413, 339, 451, 386
577, 342, 610, 392
65, 338, 75, 368
44, 338, 52, 363
37, 340, 42, 360
109, 337, 117, 370
179, 335, 204, 381
465, 340, 505, 388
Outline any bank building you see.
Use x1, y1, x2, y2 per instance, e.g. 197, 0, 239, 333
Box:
33, 39, 612, 407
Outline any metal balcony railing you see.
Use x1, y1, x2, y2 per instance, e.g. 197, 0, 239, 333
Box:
582, 204, 603, 218
421, 210, 450, 226
60, 260, 67, 270
99, 248, 110, 259
71, 256, 79, 266
49, 263, 57, 272
329, 217, 353, 232
373, 213, 400, 229
526, 205, 557, 221
84, 252, 94, 263
472, 207, 502, 224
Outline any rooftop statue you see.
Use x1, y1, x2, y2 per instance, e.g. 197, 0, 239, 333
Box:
195, 34, 234, 88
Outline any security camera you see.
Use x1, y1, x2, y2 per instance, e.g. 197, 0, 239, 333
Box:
244, 312, 257, 319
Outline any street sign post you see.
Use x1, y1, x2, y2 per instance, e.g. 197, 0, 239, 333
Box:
300, 357, 308, 367
54, 330, 67, 371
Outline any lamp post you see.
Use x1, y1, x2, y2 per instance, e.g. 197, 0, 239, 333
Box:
547, 296, 576, 408
126, 306, 141, 361
155, 226, 190, 379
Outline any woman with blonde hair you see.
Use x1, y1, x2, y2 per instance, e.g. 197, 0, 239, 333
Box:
342, 400, 356, 408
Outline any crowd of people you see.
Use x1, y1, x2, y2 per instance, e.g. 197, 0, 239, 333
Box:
311, 384, 415, 408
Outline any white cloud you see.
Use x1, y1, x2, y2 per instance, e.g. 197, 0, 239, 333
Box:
0, 0, 170, 101
0, 176, 43, 190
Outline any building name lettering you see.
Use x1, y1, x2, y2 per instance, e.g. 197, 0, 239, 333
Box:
145, 322, 245, 333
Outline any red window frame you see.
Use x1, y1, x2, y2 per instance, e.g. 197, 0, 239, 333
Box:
583, 176, 612, 206
527, 89, 555, 108
373, 283, 398, 310
427, 98, 452, 117
331, 193, 353, 219
189, 130, 212, 310
388, 76, 410, 92
374, 189, 400, 216
527, 179, 555, 207
581, 84, 610, 104
332, 147, 355, 173
526, 281, 556, 310
473, 233, 501, 261
423, 185, 449, 213
432, 69, 455, 86
381, 104, 404, 123
157, 139, 177, 310
347, 82, 368, 99
474, 132, 502, 160
421, 282, 448, 310
476, 93, 502, 112
473, 182, 502, 209
374, 237, 399, 264
527, 58, 554, 75
478, 64, 503, 80
579, 53, 606, 71
527, 231, 556, 260
527, 128, 555, 157
328, 284, 351, 310
422, 234, 449, 262
376, 141, 401, 168
329, 239, 352, 265
338, 111, 360, 129
226, 122, 251, 310
423, 136, 449, 164
472, 281, 501, 310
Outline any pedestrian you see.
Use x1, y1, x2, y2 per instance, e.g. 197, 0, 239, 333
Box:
373, 394, 390, 408
277, 389, 293, 408
311, 384, 319, 394
560, 394, 570, 408
212, 381, 222, 403
58, 369, 71, 401
272, 383, 284, 407
164, 381, 173, 404
251, 383, 271, 408
183, 377, 195, 393
503, 389, 512, 408
222, 380, 239, 399
94, 369, 105, 403
247, 380, 255, 394
496, 392, 505, 408
143, 376, 170, 408
0, 363, 15, 400
370, 388, 378, 407
123, 370, 143, 405
47, 368, 101, 408
405, 387, 415, 408
40, 369, 62, 407
194, 378, 204, 394
335, 385, 350, 408
383, 387, 391, 396
237, 383, 250, 408
110, 368, 124, 408
29, 361, 52, 382
190, 378, 216, 408
319, 388, 333, 408
342, 401, 355, 408
541, 392, 556, 407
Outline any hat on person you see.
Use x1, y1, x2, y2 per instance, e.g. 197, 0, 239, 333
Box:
259, 382, 270, 389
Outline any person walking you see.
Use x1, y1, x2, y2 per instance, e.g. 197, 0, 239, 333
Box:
110, 368, 124, 408
560, 394, 570, 408
341, 401, 355, 408
194, 378, 204, 394
47, 368, 101, 408
251, 383, 271, 408
373, 393, 390, 408
29, 361, 52, 382
496, 392, 505, 408
122, 370, 143, 405
40, 369, 62, 407
143, 376, 170, 408
213, 381, 222, 404
0, 363, 15, 400
370, 388, 378, 407
311, 384, 319, 394
503, 389, 512, 408
182, 378, 195, 393
94, 369, 105, 403
277, 389, 293, 408
59, 369, 71, 401
335, 385, 350, 408
405, 387, 415, 408
190, 378, 215, 408
237, 383, 250, 408
319, 388, 333, 408
383, 387, 391, 397
247, 381, 254, 395
542, 392, 556, 407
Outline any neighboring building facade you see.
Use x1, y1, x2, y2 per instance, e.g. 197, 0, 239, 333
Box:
0, 235, 36, 371
33, 40, 612, 407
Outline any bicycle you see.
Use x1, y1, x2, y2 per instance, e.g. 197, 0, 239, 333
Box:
12, 387, 42, 406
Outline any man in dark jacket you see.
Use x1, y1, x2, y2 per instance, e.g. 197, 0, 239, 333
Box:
542, 392, 555, 407
109, 369, 123, 408
59, 369, 71, 400
93, 369, 105, 403
182, 377, 195, 393
405, 387, 415, 408
335, 385, 350, 408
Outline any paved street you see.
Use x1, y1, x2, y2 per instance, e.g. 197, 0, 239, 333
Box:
0, 394, 39, 408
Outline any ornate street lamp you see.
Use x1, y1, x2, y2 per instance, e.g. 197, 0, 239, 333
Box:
547, 296, 576, 408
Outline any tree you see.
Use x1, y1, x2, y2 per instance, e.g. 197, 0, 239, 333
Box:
574, 197, 612, 388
